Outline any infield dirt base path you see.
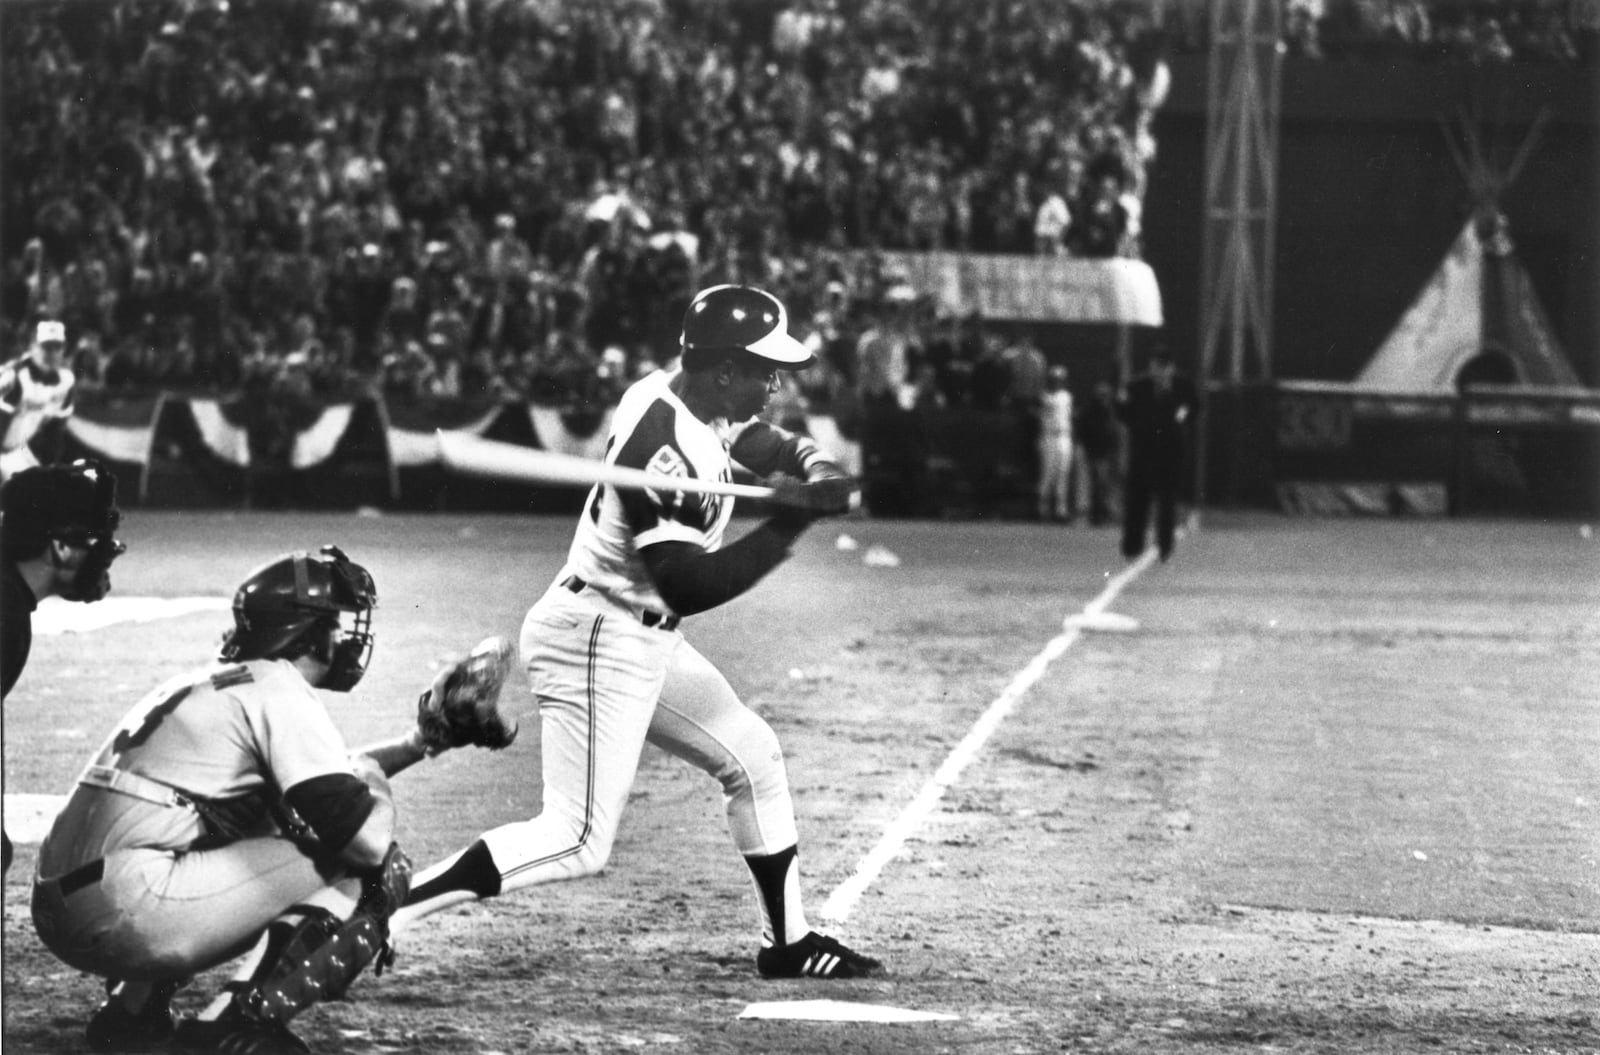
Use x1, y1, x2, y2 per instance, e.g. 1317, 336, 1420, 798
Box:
3, 512, 1596, 1053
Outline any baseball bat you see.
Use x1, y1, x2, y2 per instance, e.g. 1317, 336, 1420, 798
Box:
435, 430, 779, 500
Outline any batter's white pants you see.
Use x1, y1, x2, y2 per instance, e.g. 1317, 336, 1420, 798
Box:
479, 583, 800, 892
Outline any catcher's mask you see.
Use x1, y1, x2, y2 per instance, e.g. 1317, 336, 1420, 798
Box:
221, 544, 377, 692
0, 459, 126, 602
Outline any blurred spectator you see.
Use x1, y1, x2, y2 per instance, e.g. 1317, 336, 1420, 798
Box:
1068, 171, 1131, 259
1004, 332, 1049, 411
71, 333, 110, 393
486, 214, 535, 284
380, 340, 438, 401
1033, 168, 1073, 256
969, 332, 1012, 412
377, 276, 426, 354
0, 319, 76, 478
1037, 365, 1075, 522
855, 283, 920, 411
1286, 1, 1328, 58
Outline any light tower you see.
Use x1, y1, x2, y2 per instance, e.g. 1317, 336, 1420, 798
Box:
1197, 0, 1282, 505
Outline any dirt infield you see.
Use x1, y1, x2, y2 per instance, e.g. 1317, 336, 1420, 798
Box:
4, 511, 1597, 1054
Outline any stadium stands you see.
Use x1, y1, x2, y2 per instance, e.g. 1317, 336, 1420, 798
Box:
1, 0, 1589, 414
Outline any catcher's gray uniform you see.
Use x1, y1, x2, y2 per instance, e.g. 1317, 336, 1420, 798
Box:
29, 545, 439, 1053
32, 659, 378, 979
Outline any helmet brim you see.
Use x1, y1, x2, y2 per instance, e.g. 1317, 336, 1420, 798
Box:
743, 325, 815, 369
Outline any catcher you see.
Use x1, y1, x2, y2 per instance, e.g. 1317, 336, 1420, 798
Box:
30, 545, 518, 1055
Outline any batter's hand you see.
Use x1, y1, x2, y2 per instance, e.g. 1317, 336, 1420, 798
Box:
805, 458, 852, 484
766, 474, 858, 519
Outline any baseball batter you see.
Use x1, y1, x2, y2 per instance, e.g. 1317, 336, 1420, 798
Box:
0, 319, 77, 481
395, 285, 880, 979
30, 545, 513, 1054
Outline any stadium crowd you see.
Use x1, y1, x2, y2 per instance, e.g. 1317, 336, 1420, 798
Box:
2, 0, 1173, 405
1, 0, 1593, 412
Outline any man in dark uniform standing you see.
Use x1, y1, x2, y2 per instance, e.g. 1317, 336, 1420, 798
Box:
1115, 348, 1197, 562
1, 459, 126, 871
1074, 380, 1120, 527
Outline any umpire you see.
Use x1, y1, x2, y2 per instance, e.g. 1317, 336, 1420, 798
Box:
1, 459, 126, 871
1115, 348, 1197, 562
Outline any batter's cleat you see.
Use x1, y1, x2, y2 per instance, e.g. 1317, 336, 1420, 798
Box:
173, 1013, 310, 1055
756, 932, 884, 979
85, 979, 181, 1052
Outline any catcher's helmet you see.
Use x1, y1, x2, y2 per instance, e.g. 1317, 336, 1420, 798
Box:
0, 459, 125, 601
680, 285, 814, 370
221, 544, 376, 692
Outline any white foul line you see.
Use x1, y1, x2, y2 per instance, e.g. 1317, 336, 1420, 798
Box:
818, 547, 1160, 924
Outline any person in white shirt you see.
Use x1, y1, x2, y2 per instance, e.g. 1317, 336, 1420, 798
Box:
1037, 365, 1075, 522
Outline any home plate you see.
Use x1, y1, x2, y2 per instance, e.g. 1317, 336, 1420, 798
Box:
739, 1000, 957, 1023
4, 794, 68, 844
1063, 611, 1140, 633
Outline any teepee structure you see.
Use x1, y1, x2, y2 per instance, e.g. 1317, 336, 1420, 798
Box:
1355, 108, 1581, 394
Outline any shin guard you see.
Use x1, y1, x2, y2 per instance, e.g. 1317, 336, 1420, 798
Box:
238, 844, 413, 1023
236, 907, 386, 1023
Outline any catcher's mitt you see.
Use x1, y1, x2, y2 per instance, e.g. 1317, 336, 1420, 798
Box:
415, 636, 520, 755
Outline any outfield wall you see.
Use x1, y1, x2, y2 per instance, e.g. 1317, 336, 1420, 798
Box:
1206, 382, 1600, 517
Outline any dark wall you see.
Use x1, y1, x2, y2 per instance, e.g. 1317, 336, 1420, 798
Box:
1144, 55, 1600, 386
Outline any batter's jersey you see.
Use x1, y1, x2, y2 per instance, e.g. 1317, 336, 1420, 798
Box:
37, 659, 362, 876
561, 370, 738, 614
0, 357, 75, 454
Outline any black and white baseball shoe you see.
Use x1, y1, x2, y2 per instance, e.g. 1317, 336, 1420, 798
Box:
756, 932, 884, 979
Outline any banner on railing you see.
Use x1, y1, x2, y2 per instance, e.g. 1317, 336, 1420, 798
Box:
185, 399, 251, 466
63, 394, 165, 465
68, 393, 638, 472
382, 399, 508, 468
65, 392, 862, 507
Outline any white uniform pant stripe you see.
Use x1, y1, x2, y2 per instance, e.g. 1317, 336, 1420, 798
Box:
480, 596, 664, 887
496, 614, 606, 883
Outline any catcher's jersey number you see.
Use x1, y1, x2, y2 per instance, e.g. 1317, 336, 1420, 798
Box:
111, 667, 254, 754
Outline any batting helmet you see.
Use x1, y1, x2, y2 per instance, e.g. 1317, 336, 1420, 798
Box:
221, 545, 377, 692
0, 459, 125, 601
680, 285, 814, 371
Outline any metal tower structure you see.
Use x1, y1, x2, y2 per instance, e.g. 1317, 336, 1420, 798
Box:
1200, 0, 1281, 384
1197, 0, 1282, 505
